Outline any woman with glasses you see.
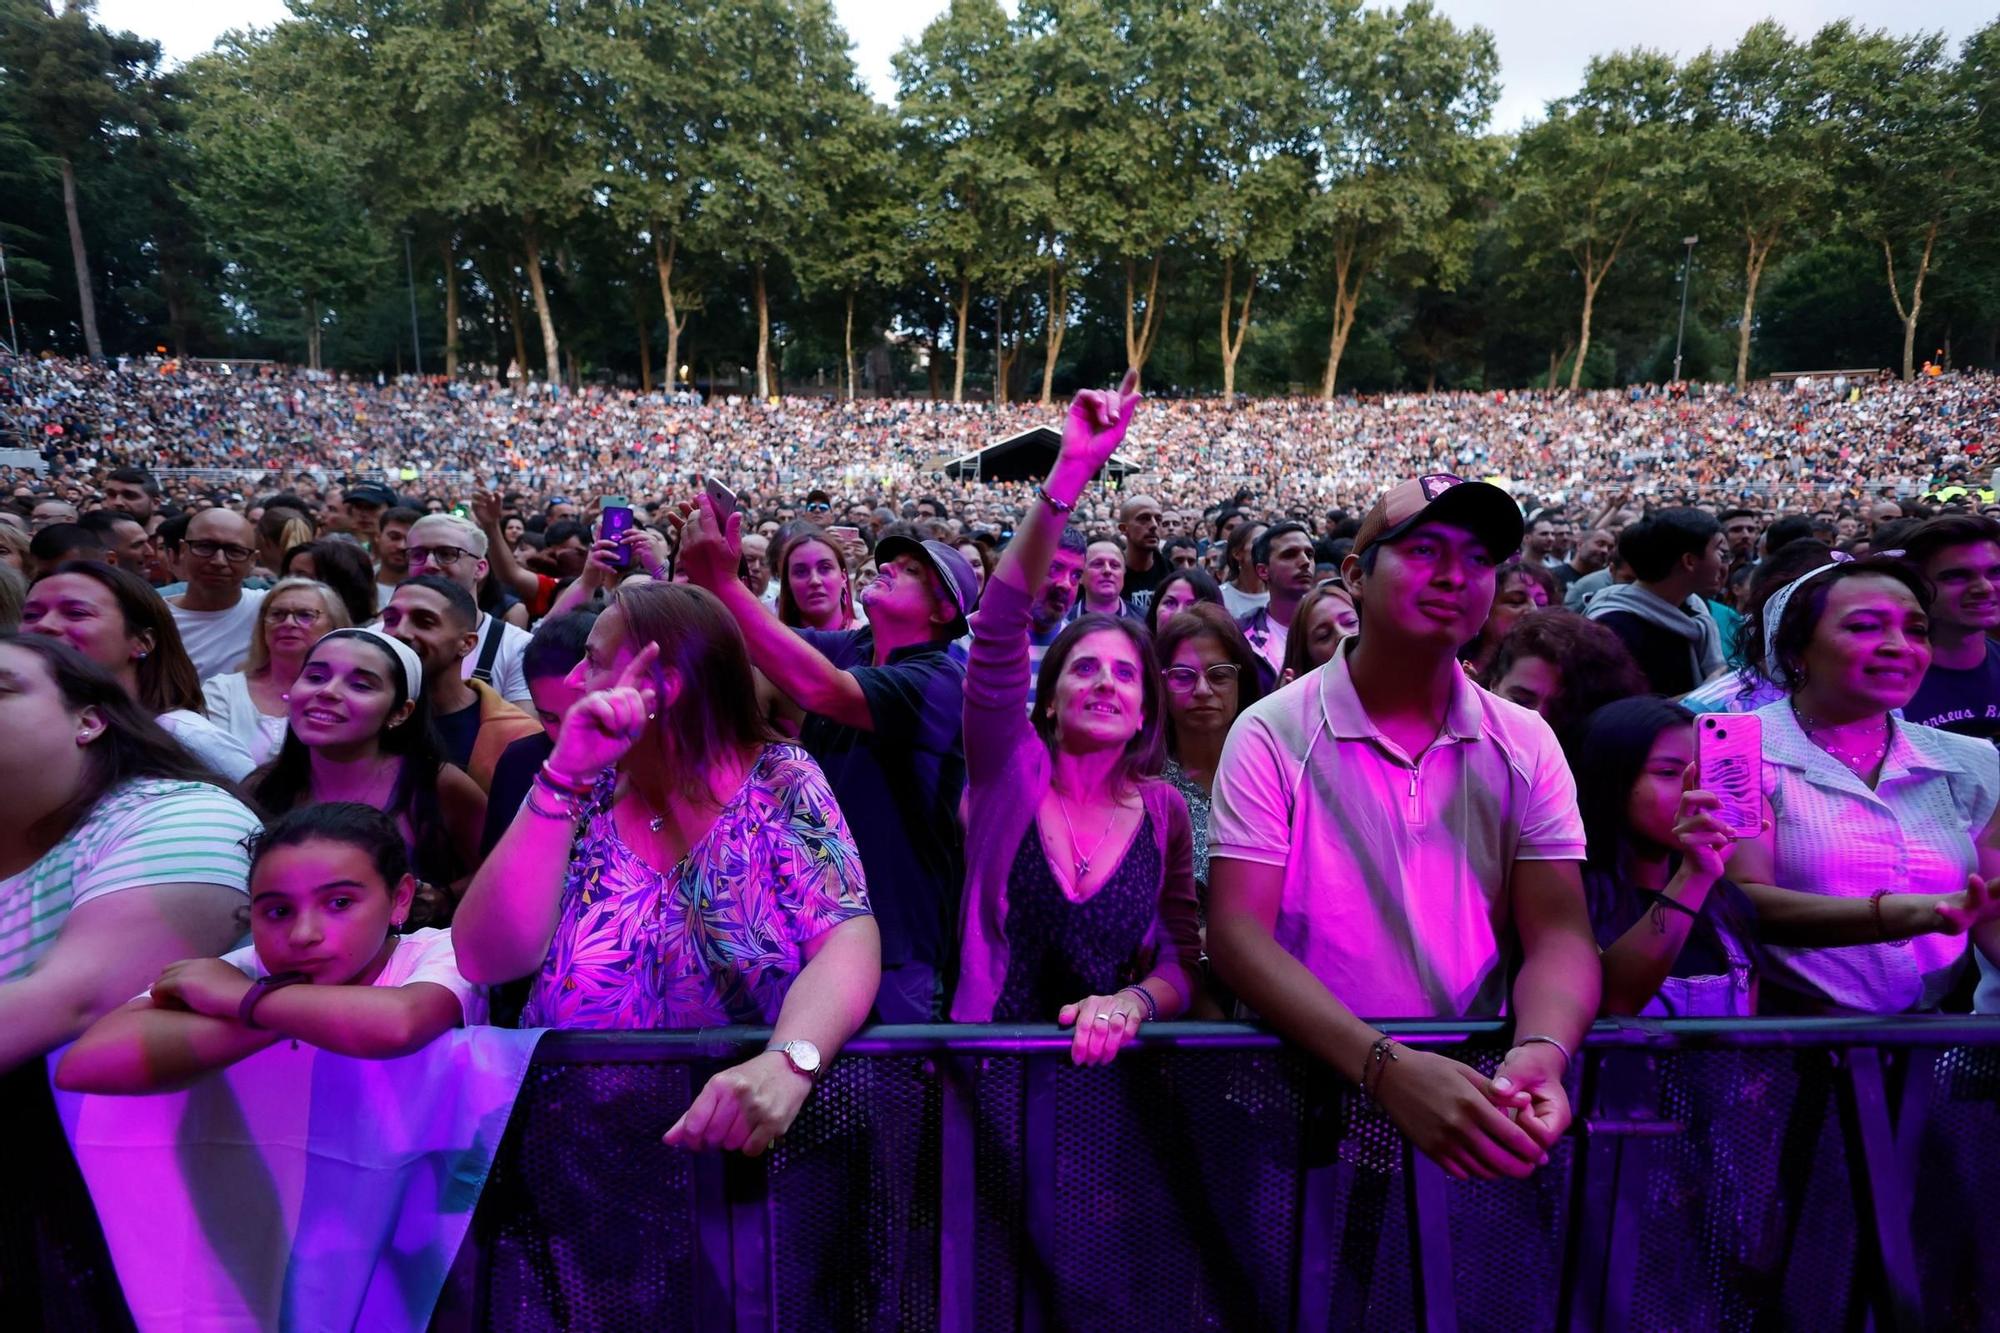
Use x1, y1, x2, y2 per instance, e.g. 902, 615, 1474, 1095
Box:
22, 561, 258, 780
200, 577, 351, 767
952, 374, 1202, 1064
1154, 604, 1265, 907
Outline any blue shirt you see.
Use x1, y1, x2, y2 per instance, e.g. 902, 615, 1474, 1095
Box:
794, 627, 967, 969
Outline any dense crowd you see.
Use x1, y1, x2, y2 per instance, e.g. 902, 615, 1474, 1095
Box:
6, 352, 2000, 1322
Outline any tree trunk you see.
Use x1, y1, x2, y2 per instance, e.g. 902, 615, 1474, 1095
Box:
1219, 255, 1258, 400
753, 261, 771, 399
1040, 262, 1069, 406
522, 228, 561, 384
996, 298, 1020, 406
926, 337, 942, 399
1734, 236, 1771, 389
654, 231, 691, 393
951, 272, 971, 404
508, 280, 529, 383
440, 236, 460, 378
305, 297, 321, 372
1319, 239, 1364, 400
1123, 255, 1164, 387
843, 290, 857, 401
1883, 225, 1938, 382
60, 157, 103, 361
1546, 337, 1575, 390
1570, 273, 1601, 392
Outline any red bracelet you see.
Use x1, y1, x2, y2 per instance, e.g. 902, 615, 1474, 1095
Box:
1871, 890, 1911, 947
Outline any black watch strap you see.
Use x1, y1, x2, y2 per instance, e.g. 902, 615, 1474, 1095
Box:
238, 970, 311, 1028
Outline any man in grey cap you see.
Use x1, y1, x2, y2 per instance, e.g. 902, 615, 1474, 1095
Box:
678, 501, 978, 1024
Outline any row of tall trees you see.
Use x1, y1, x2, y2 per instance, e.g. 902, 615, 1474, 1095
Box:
5, 0, 2000, 396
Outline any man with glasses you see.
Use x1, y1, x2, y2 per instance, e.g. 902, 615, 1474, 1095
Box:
167, 509, 266, 678
403, 513, 534, 708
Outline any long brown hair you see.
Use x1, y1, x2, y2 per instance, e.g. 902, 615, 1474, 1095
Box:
773, 524, 855, 630
34, 560, 203, 713
612, 581, 779, 804
1154, 603, 1265, 761
1031, 612, 1167, 787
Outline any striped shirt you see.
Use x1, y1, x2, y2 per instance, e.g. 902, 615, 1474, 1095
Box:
0, 779, 260, 983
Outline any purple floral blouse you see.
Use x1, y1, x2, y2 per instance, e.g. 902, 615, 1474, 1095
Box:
522, 743, 871, 1030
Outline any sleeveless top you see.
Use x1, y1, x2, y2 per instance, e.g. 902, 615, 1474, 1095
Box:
993, 812, 1160, 1022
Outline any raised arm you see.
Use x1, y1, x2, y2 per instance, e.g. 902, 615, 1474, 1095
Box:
0, 883, 247, 1076
472, 489, 541, 605
454, 642, 660, 983
989, 369, 1139, 602
675, 497, 872, 729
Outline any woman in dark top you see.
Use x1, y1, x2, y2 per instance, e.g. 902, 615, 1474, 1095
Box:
1577, 698, 1763, 1015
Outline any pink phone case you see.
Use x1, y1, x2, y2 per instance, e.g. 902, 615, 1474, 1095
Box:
1696, 714, 1762, 839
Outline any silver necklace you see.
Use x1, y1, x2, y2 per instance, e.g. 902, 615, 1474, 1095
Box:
1793, 706, 1891, 771
1053, 786, 1115, 879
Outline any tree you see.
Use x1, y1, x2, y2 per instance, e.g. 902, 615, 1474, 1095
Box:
796, 99, 900, 399
1508, 50, 1682, 390
1684, 23, 1832, 386
1304, 1, 1498, 398
0, 0, 173, 360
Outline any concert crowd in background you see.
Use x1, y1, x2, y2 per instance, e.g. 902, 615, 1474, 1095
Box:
7, 347, 2000, 1196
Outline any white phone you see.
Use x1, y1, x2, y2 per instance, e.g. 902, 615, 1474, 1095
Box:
1696, 713, 1763, 839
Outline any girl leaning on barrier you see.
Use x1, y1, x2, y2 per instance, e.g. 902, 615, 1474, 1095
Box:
452, 580, 880, 1156
951, 372, 1203, 1065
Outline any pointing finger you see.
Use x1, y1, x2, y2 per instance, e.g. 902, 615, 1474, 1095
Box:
617, 639, 662, 693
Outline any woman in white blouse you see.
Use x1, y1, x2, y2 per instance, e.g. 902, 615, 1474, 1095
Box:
202, 577, 350, 767
1726, 556, 2000, 1013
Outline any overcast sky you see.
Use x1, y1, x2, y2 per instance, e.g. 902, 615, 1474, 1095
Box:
94, 0, 1997, 131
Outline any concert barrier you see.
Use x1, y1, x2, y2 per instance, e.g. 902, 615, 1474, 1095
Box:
9, 1019, 1999, 1331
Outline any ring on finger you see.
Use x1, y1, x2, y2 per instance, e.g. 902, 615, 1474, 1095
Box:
1093, 1012, 1111, 1024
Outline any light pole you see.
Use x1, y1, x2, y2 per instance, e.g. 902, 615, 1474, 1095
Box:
402, 230, 423, 377
1672, 234, 1698, 383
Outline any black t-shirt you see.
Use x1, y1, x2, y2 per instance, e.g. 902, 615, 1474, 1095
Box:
1906, 638, 2000, 741
794, 627, 967, 971
433, 697, 482, 769
1593, 611, 1701, 697
482, 731, 554, 857
1121, 556, 1167, 615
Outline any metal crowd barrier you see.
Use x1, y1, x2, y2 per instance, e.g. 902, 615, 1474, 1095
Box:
9, 1019, 2000, 1332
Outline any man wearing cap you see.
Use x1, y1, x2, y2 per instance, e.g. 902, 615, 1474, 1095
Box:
343, 481, 397, 545
1208, 474, 1599, 1182
403, 513, 535, 709
678, 495, 975, 1024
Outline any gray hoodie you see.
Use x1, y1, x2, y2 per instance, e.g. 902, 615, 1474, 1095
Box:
1585, 582, 1725, 683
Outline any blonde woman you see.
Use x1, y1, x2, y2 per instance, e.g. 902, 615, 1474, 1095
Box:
202, 577, 351, 766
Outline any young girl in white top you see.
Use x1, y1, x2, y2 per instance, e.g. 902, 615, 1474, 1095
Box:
57, 803, 483, 1093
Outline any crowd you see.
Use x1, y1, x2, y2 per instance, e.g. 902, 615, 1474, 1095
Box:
7, 347, 2000, 1304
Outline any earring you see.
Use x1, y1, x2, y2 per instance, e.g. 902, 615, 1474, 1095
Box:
134, 649, 148, 660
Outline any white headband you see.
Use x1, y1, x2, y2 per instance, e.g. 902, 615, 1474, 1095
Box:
315, 627, 424, 703
1758, 550, 1905, 683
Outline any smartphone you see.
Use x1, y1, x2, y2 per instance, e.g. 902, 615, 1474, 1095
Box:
702, 476, 739, 524
829, 525, 861, 545
600, 495, 634, 570
1696, 714, 1763, 839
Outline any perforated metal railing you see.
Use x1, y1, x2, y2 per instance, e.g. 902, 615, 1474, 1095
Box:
8, 1020, 2000, 1332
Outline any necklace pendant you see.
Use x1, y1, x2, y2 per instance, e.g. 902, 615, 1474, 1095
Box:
649, 815, 665, 833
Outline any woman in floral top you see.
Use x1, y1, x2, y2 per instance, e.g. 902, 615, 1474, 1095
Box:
455, 581, 879, 1157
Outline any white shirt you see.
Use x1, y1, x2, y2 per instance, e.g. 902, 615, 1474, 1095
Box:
1209, 639, 1586, 1018
201, 671, 291, 768
1755, 702, 1999, 1012
169, 589, 266, 679
214, 927, 487, 1023
464, 613, 533, 708
1220, 582, 1270, 620
157, 709, 257, 781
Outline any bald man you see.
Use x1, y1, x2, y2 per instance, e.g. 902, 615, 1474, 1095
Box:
1117, 492, 1166, 614
168, 508, 267, 677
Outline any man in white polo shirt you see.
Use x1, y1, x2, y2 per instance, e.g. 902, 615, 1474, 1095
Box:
1208, 474, 1599, 1181
402, 514, 534, 708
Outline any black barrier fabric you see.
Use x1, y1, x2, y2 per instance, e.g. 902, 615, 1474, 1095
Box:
11, 1022, 2000, 1331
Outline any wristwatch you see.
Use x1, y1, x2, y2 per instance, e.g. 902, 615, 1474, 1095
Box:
774, 1039, 823, 1080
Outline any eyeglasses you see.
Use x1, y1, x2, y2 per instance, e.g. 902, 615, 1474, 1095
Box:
186, 539, 255, 564
1163, 663, 1242, 693
408, 545, 470, 567
268, 607, 326, 627
806, 502, 831, 512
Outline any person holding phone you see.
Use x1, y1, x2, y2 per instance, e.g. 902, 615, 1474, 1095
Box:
1726, 556, 2000, 1014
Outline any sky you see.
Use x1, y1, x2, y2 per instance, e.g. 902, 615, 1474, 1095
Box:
94, 0, 1998, 131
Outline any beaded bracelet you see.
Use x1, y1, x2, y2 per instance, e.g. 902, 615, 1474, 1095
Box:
1360, 1036, 1400, 1098
1036, 486, 1075, 515
1119, 985, 1158, 1022
526, 776, 588, 822
540, 760, 601, 795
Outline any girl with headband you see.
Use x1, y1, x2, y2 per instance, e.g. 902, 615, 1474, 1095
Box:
248, 628, 486, 923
